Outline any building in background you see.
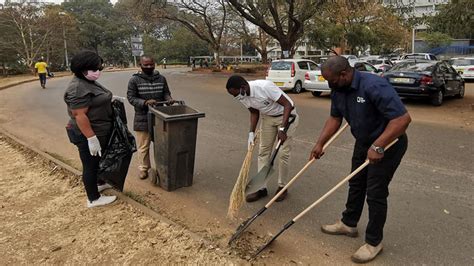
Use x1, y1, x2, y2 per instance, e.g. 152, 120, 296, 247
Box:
4, 0, 53, 5
267, 40, 327, 62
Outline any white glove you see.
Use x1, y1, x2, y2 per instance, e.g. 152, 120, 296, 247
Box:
87, 135, 102, 156
112, 95, 125, 102
248, 132, 255, 150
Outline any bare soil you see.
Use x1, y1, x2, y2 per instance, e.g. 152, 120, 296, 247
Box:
0, 135, 242, 264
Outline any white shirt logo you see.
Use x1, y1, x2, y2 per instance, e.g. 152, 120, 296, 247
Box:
357, 96, 366, 103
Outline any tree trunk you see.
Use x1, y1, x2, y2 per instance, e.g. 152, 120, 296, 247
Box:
2, 62, 7, 77
279, 41, 294, 59
260, 50, 268, 64
213, 46, 221, 69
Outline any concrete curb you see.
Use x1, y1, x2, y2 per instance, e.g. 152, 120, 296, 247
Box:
0, 68, 139, 91
0, 73, 71, 91
0, 127, 210, 245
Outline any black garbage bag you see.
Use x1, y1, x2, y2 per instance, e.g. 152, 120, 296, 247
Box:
98, 100, 137, 191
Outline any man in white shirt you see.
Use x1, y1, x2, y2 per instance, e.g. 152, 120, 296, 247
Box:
226, 75, 299, 202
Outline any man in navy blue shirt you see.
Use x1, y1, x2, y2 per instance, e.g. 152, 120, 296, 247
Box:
310, 56, 411, 263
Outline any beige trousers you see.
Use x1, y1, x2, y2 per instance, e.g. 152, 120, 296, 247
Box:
258, 114, 299, 188
135, 131, 151, 173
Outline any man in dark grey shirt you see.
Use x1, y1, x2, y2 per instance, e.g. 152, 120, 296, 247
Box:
127, 55, 174, 180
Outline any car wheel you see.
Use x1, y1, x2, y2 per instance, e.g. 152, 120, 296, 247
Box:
430, 90, 444, 106
311, 91, 322, 97
292, 81, 302, 94
456, 84, 465, 98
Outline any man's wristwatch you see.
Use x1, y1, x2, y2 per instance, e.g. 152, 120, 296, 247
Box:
278, 127, 285, 132
371, 144, 384, 154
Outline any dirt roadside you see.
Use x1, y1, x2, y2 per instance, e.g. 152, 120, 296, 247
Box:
0, 134, 243, 264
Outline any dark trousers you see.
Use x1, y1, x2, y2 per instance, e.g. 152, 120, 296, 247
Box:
75, 135, 109, 202
341, 134, 408, 246
38, 73, 47, 86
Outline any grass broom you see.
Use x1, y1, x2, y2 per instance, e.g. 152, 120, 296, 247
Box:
227, 131, 259, 219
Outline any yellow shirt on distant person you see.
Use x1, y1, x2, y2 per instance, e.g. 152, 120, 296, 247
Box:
35, 62, 48, 74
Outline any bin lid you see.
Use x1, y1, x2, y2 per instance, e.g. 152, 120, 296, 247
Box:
149, 105, 205, 122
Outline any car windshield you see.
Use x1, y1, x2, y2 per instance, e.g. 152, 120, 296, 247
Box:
367, 59, 384, 65
271, 61, 292, 70
450, 59, 474, 66
390, 61, 435, 72
404, 54, 428, 60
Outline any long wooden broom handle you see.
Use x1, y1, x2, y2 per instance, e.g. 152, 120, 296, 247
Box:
265, 123, 349, 207
292, 138, 399, 222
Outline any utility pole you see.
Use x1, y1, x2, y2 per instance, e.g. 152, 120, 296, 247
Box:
240, 39, 243, 63
59, 12, 69, 70
63, 24, 69, 70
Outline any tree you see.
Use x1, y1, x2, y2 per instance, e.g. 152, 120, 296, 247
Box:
141, 0, 227, 67
427, 0, 473, 39
227, 0, 326, 58
306, 0, 409, 55
62, 0, 134, 65
0, 3, 53, 72
418, 32, 452, 49
42, 6, 81, 70
226, 9, 273, 64
143, 26, 210, 62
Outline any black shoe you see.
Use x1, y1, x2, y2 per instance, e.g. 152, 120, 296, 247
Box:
245, 188, 268, 202
275, 186, 288, 202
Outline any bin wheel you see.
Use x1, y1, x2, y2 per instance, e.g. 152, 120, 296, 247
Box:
149, 168, 159, 186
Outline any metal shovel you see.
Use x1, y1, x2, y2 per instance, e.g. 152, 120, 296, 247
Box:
245, 116, 296, 195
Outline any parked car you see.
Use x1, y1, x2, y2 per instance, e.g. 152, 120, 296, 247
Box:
401, 53, 438, 61
352, 61, 382, 76
365, 58, 393, 72
341, 54, 358, 64
266, 59, 319, 93
304, 61, 381, 97
449, 57, 474, 81
383, 60, 464, 106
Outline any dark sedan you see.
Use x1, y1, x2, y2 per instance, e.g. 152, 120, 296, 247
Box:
384, 60, 465, 106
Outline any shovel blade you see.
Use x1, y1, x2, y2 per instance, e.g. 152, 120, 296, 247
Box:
246, 165, 274, 195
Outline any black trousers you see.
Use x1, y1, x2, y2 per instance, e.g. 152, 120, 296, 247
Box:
75, 135, 109, 202
38, 73, 47, 86
341, 134, 408, 246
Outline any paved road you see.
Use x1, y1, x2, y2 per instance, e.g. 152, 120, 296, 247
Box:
0, 69, 472, 264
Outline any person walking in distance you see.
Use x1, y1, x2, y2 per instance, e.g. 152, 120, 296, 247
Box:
161, 57, 167, 69
310, 56, 411, 263
127, 55, 175, 180
35, 57, 49, 89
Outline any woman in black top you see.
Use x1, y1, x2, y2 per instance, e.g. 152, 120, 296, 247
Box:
64, 50, 116, 208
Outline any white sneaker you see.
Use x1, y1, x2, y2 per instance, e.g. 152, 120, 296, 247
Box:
87, 195, 117, 208
97, 183, 113, 193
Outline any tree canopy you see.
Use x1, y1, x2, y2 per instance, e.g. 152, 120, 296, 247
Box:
427, 0, 473, 39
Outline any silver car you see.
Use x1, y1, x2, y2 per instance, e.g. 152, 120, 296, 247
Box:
304, 61, 381, 97
450, 57, 474, 81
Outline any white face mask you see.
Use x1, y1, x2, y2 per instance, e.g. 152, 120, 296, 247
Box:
235, 94, 245, 100
234, 88, 246, 100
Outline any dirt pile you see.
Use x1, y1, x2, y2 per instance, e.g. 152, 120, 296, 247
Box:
0, 136, 242, 264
